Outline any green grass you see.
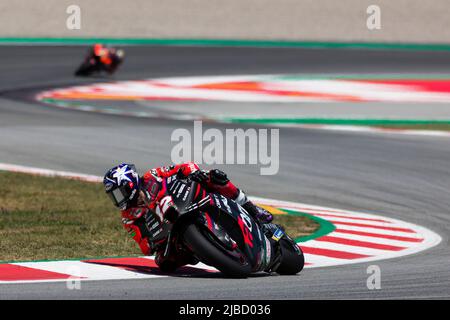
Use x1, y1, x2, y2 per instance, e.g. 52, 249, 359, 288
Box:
0, 172, 140, 262
0, 171, 318, 262
270, 214, 319, 240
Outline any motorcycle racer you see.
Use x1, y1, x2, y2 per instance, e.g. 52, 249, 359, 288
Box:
92, 44, 124, 74
103, 162, 274, 272
75, 43, 124, 76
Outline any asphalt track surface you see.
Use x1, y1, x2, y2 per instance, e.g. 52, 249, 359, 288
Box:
1, 46, 450, 299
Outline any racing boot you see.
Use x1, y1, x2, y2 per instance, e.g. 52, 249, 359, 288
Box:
232, 188, 273, 224
242, 201, 274, 224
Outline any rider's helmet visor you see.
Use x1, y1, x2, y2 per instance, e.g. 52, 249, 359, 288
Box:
107, 184, 137, 209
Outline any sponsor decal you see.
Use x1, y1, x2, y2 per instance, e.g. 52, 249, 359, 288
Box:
271, 229, 284, 242
237, 215, 254, 248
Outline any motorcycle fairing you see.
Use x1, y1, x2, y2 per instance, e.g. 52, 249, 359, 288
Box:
165, 177, 270, 272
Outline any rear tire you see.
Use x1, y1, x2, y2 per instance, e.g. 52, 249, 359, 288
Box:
183, 223, 252, 278
275, 239, 305, 275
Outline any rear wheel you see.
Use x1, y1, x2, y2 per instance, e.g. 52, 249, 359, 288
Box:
183, 223, 252, 278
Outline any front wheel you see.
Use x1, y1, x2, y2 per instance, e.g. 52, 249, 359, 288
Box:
275, 238, 305, 275
74, 60, 96, 76
182, 223, 252, 278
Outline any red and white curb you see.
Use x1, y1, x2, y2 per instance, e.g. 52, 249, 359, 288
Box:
0, 257, 218, 284
37, 75, 450, 103
36, 75, 450, 138
252, 197, 441, 268
0, 163, 442, 283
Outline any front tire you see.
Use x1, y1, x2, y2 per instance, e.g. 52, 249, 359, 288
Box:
74, 61, 96, 76
275, 239, 305, 275
183, 223, 252, 278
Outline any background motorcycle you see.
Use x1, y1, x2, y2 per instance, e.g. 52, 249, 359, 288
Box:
160, 176, 305, 277
74, 47, 124, 76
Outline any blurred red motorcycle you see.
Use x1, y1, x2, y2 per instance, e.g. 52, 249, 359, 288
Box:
74, 44, 124, 76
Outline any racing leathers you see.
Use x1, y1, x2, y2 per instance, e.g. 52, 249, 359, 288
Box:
120, 162, 273, 272
91, 44, 123, 74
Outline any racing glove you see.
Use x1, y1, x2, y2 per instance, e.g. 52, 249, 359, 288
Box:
188, 168, 230, 186
187, 169, 209, 184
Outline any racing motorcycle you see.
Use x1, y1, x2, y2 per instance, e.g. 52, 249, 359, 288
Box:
74, 45, 124, 76
159, 175, 305, 277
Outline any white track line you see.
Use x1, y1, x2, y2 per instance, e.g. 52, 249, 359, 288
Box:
301, 240, 403, 256
331, 224, 422, 237
324, 232, 423, 247
287, 124, 450, 138
0, 163, 102, 182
